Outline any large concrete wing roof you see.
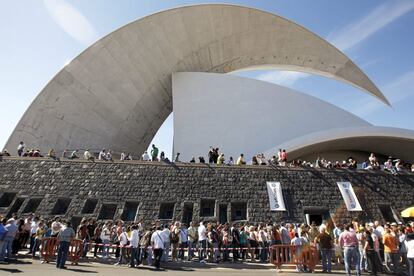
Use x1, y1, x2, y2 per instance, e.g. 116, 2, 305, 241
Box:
6, 4, 389, 154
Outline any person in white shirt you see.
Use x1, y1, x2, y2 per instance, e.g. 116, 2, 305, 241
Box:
115, 227, 128, 265
106, 150, 113, 161
100, 223, 111, 258
142, 151, 150, 161
128, 225, 140, 267
84, 149, 94, 161
28, 216, 39, 254
198, 222, 207, 262
151, 226, 164, 270
227, 157, 234, 165
160, 224, 170, 262
120, 152, 126, 161
98, 149, 107, 161
405, 233, 414, 276
17, 142, 25, 157
291, 232, 304, 272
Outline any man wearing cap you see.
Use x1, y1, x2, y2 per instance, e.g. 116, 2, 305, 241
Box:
339, 223, 361, 276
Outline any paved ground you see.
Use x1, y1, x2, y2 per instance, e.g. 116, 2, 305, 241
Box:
0, 258, 352, 276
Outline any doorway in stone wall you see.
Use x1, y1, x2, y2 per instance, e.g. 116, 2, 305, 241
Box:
182, 203, 193, 225
219, 204, 228, 224
303, 207, 331, 226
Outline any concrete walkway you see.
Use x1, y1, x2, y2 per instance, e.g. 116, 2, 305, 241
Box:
0, 257, 353, 276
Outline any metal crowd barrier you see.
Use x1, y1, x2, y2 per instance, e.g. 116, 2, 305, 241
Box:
40, 237, 83, 265
269, 244, 319, 272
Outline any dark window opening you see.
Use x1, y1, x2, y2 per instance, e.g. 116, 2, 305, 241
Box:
159, 203, 175, 220
379, 205, 395, 223
82, 199, 98, 214
121, 202, 139, 221
219, 204, 228, 224
98, 204, 117, 220
231, 202, 247, 221
182, 203, 193, 225
0, 193, 17, 207
7, 198, 25, 217
51, 198, 71, 215
22, 198, 42, 213
200, 199, 215, 217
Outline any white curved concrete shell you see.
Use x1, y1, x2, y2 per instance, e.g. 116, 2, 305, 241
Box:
174, 73, 414, 163
264, 126, 414, 163
5, 4, 388, 155
173, 72, 372, 161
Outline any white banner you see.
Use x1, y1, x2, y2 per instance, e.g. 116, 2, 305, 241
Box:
266, 182, 286, 211
337, 182, 362, 211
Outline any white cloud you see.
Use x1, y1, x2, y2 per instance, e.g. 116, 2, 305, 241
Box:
328, 1, 414, 51
44, 0, 99, 45
256, 71, 309, 86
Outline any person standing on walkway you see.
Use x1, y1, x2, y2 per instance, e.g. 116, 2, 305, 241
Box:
128, 224, 140, 268
383, 225, 400, 274
315, 228, 333, 273
198, 222, 207, 263
405, 233, 414, 276
151, 226, 164, 270
56, 221, 75, 269
17, 141, 25, 157
339, 223, 361, 276
364, 230, 381, 276
151, 144, 159, 161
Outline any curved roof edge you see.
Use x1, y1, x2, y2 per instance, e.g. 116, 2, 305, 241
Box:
5, 4, 390, 157
264, 126, 414, 162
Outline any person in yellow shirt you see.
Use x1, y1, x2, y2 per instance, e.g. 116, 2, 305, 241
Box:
32, 222, 45, 258
236, 154, 246, 165
217, 154, 225, 165
383, 226, 399, 274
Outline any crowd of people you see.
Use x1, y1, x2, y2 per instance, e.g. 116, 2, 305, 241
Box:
2, 142, 414, 174
0, 212, 413, 275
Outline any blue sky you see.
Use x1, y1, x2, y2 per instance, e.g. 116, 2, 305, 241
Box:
1, 0, 414, 158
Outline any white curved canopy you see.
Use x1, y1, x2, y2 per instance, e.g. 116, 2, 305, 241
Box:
265, 126, 414, 163
6, 4, 388, 154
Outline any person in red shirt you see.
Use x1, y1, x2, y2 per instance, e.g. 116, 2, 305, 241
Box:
288, 224, 296, 240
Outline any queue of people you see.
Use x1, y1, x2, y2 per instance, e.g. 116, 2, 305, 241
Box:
1, 212, 414, 275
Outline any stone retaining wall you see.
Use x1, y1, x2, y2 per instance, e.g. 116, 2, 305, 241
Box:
0, 158, 413, 225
